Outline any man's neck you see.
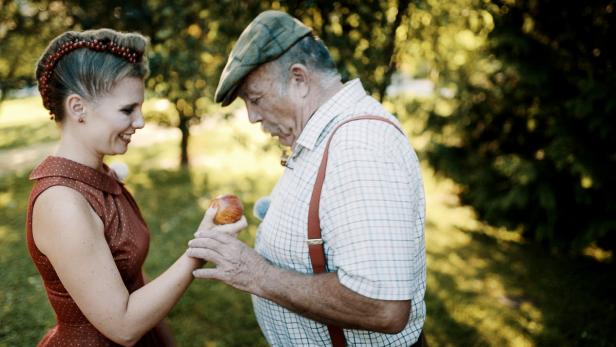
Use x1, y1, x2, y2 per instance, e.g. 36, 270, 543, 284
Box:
300, 79, 344, 130
318, 80, 345, 108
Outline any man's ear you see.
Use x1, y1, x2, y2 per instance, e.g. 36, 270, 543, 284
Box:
289, 64, 310, 98
64, 94, 87, 122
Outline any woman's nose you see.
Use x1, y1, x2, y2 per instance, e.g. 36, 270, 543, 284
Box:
132, 111, 145, 129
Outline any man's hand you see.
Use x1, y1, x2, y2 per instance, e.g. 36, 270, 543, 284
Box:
187, 229, 269, 294
188, 210, 410, 333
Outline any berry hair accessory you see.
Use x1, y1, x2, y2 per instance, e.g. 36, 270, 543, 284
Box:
39, 38, 143, 119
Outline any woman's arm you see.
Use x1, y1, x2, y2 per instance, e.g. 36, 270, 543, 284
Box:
142, 271, 176, 347
32, 186, 244, 346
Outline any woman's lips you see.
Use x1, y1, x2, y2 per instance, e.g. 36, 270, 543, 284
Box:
119, 133, 133, 143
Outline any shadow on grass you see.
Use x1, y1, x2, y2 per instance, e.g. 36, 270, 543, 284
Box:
444, 227, 616, 347
425, 269, 490, 347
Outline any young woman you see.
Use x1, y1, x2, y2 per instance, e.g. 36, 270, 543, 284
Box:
26, 29, 246, 346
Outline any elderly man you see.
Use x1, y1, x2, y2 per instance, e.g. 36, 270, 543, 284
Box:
188, 10, 426, 347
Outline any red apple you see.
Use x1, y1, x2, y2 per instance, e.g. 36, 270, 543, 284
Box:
209, 194, 244, 225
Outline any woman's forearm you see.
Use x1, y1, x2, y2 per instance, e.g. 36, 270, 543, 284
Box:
118, 252, 200, 345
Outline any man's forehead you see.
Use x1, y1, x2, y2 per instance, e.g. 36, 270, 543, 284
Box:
238, 66, 268, 97
238, 80, 253, 98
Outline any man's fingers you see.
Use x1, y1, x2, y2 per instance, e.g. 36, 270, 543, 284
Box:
194, 229, 236, 242
193, 268, 222, 280
188, 237, 223, 249
187, 248, 224, 263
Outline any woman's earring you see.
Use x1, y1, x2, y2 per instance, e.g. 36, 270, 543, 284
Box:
78, 114, 85, 123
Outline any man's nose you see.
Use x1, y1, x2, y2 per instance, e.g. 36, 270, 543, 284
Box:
247, 109, 263, 123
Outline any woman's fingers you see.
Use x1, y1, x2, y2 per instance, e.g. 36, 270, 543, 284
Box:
195, 216, 247, 238
195, 206, 218, 236
212, 216, 248, 235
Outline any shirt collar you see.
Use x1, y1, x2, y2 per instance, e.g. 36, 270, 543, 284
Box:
294, 79, 367, 152
30, 156, 123, 195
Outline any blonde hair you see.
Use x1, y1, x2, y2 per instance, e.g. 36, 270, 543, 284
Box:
35, 28, 149, 121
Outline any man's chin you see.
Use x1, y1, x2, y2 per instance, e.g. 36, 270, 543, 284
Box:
277, 134, 294, 147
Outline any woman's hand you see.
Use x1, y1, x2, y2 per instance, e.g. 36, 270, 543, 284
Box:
195, 206, 248, 237
187, 206, 248, 267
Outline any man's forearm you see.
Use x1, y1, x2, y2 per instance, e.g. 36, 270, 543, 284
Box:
188, 230, 411, 333
254, 264, 410, 333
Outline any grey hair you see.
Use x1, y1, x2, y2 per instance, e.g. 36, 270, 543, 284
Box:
269, 34, 340, 93
35, 28, 149, 121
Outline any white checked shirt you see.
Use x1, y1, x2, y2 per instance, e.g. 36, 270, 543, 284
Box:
253, 79, 426, 346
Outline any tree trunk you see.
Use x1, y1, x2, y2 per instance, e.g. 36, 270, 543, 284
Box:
316, 2, 332, 44
378, 0, 412, 103
0, 87, 6, 116
178, 114, 190, 167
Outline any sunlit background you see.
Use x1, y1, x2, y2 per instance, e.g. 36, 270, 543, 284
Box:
1, 1, 615, 346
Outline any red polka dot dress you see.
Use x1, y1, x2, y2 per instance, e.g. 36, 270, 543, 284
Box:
26, 156, 170, 346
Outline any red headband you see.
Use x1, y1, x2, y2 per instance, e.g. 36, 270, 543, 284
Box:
39, 38, 143, 118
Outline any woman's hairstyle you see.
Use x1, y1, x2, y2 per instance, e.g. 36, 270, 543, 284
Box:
35, 28, 149, 121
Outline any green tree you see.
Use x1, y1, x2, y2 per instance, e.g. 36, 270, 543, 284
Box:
424, 0, 616, 253
144, 1, 267, 166
1, 0, 415, 166
283, 0, 412, 102
142, 0, 417, 165
0, 1, 70, 111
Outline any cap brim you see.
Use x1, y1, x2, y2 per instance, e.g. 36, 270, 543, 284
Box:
220, 84, 240, 107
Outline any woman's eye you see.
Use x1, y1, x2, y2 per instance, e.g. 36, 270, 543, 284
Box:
250, 97, 261, 105
121, 108, 133, 115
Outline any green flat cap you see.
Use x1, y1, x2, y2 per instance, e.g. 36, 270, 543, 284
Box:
214, 10, 312, 106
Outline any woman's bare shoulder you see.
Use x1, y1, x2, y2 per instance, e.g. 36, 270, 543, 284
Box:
32, 185, 104, 255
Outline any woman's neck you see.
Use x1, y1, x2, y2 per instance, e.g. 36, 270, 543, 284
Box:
55, 132, 104, 171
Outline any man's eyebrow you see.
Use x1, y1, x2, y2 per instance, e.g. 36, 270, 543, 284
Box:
238, 86, 252, 99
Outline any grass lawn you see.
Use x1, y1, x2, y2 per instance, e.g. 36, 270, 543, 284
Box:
0, 98, 59, 150
1, 97, 615, 346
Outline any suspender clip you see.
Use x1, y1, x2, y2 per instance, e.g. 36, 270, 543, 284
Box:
307, 238, 323, 245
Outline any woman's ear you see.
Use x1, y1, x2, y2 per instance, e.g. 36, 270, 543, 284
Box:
64, 94, 87, 123
289, 64, 310, 98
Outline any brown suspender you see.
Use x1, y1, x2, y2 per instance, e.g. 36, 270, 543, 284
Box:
307, 115, 405, 347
